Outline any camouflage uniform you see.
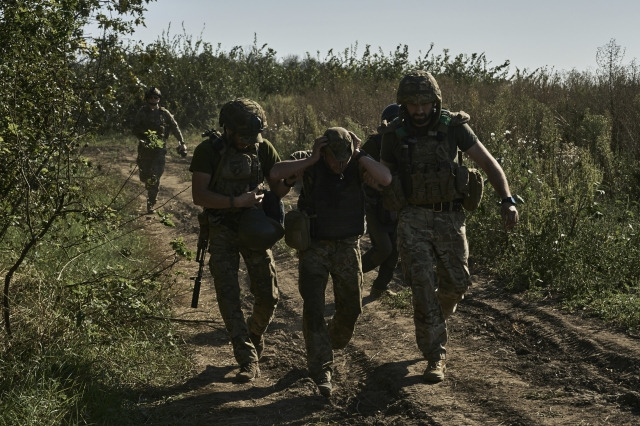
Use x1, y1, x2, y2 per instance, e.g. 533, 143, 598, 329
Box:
189, 105, 282, 368
380, 72, 477, 367
293, 130, 366, 382
299, 237, 363, 377
132, 95, 184, 209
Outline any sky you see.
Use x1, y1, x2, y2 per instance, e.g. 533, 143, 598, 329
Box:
106, 0, 640, 73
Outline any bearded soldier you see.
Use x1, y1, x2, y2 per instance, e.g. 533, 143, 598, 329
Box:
270, 127, 391, 396
380, 71, 519, 383
190, 98, 290, 382
132, 87, 187, 213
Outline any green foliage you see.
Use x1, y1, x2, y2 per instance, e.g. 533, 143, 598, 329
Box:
382, 288, 413, 315
0, 172, 190, 424
143, 130, 165, 149
170, 237, 194, 260
156, 210, 175, 227
4, 3, 640, 421
0, 1, 193, 423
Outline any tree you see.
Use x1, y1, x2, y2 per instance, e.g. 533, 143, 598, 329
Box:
596, 38, 625, 151
0, 0, 154, 337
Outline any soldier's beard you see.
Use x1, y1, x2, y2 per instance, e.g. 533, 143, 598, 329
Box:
410, 113, 430, 126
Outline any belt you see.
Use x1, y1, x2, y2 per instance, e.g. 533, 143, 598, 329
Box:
416, 201, 463, 212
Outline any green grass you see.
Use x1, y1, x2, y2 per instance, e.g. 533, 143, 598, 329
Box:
0, 145, 192, 424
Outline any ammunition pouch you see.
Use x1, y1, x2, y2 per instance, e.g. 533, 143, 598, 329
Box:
457, 166, 484, 211
284, 209, 311, 251
381, 175, 407, 212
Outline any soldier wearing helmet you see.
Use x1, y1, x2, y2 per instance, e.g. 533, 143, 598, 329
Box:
360, 103, 402, 298
380, 71, 519, 383
270, 127, 391, 397
132, 86, 187, 213
189, 98, 291, 383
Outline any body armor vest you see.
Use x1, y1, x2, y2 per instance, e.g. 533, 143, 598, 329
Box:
397, 117, 466, 205
138, 108, 171, 146
212, 139, 264, 202
307, 159, 365, 240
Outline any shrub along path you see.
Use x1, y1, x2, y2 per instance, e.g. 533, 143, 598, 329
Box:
113, 145, 640, 425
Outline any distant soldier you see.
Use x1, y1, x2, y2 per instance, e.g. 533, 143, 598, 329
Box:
270, 127, 391, 396
380, 71, 519, 383
132, 87, 187, 213
360, 103, 402, 298
190, 98, 290, 382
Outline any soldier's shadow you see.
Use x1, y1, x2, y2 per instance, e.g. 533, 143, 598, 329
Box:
351, 358, 423, 415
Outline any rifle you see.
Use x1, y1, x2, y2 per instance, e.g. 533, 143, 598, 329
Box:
191, 211, 209, 308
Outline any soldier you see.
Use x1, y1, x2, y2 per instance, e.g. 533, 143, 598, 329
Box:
360, 103, 401, 298
132, 87, 187, 213
380, 71, 519, 383
270, 127, 391, 396
189, 98, 291, 382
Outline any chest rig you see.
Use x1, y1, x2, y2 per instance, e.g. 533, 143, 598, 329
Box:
210, 136, 264, 200
141, 108, 170, 143
397, 112, 466, 205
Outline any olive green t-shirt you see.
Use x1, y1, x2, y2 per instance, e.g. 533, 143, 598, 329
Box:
189, 136, 282, 190
380, 122, 479, 172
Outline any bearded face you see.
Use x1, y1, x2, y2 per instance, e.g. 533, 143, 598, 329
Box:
405, 103, 434, 127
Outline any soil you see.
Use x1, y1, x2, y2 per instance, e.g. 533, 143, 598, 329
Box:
107, 147, 640, 425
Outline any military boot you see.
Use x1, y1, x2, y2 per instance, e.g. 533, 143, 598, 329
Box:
423, 359, 446, 383
314, 368, 332, 397
236, 361, 260, 382
146, 199, 156, 214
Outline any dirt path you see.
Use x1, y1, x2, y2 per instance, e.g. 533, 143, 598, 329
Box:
110, 149, 640, 425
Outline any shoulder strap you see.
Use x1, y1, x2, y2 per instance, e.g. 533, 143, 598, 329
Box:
208, 135, 229, 188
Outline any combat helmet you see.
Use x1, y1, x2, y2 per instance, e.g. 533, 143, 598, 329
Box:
380, 103, 400, 124
145, 86, 162, 99
396, 70, 442, 128
219, 98, 267, 143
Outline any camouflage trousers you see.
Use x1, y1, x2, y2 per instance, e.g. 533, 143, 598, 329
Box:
136, 145, 166, 204
396, 205, 471, 361
208, 222, 279, 365
298, 237, 363, 377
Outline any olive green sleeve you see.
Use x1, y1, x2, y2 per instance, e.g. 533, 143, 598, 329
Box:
259, 139, 282, 179
454, 123, 479, 152
162, 108, 184, 142
189, 140, 217, 175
